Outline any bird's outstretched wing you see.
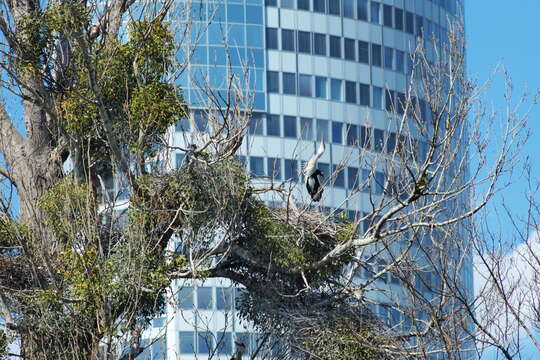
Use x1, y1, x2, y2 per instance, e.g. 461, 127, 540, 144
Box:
303, 141, 325, 176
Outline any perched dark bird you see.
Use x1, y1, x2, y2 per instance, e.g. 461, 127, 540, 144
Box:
304, 141, 326, 202
230, 342, 246, 360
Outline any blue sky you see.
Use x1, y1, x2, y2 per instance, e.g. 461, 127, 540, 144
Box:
466, 2, 540, 358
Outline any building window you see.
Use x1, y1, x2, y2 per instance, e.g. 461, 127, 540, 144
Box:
313, 33, 327, 56
345, 81, 357, 103
384, 47, 393, 70
249, 114, 264, 135
152, 317, 165, 328
281, 0, 294, 8
371, 44, 382, 67
298, 0, 310, 10
267, 71, 279, 93
284, 116, 297, 138
281, 29, 295, 51
250, 156, 265, 177
315, 76, 327, 98
361, 169, 370, 193
198, 332, 213, 354
375, 171, 386, 195
358, 40, 369, 64
265, 0, 277, 6
396, 50, 404, 73
385, 89, 395, 112
333, 165, 345, 188
217, 332, 232, 355
178, 287, 194, 309
386, 132, 396, 154
299, 74, 312, 97
416, 15, 424, 36
346, 124, 358, 146
267, 157, 282, 180
359, 83, 370, 106
313, 0, 325, 13
267, 114, 281, 136
298, 31, 311, 53
175, 118, 190, 132
344, 38, 355, 60
329, 36, 341, 58
180, 332, 195, 354
328, 0, 340, 15
284, 159, 298, 182
197, 287, 213, 310
347, 167, 359, 190
266, 28, 278, 49
383, 4, 393, 27
246, 5, 263, 24
394, 8, 403, 31
343, 0, 354, 18
405, 11, 414, 34
332, 121, 343, 144
282, 72, 296, 95
372, 86, 382, 109
374, 129, 384, 152
357, 0, 368, 20
316, 119, 329, 142
360, 126, 371, 149
216, 287, 233, 310
370, 2, 380, 24
330, 79, 342, 101
300, 117, 313, 140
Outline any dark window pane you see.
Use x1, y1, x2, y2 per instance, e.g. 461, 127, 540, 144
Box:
176, 118, 190, 132
359, 83, 370, 106
344, 38, 355, 60
330, 79, 342, 101
345, 81, 357, 103
180, 332, 195, 354
282, 73, 296, 95
358, 40, 369, 63
361, 126, 371, 149
372, 86, 382, 109
267, 157, 282, 180
313, 33, 327, 55
216, 287, 233, 310
198, 332, 213, 354
383, 4, 393, 27
361, 169, 370, 193
197, 287, 213, 310
315, 76, 327, 98
357, 0, 368, 20
250, 156, 265, 177
281, 29, 295, 51
178, 287, 194, 309
234, 287, 246, 311
217, 332, 232, 355
397, 92, 406, 114
343, 0, 354, 17
267, 71, 279, 93
300, 117, 313, 140
347, 167, 359, 190
346, 124, 358, 146
374, 129, 384, 152
405, 11, 414, 34
385, 89, 395, 112
370, 2, 380, 24
329, 36, 341, 58
332, 121, 343, 144
266, 114, 281, 136
299, 74, 312, 96
284, 116, 297, 138
329, 0, 340, 15
387, 132, 396, 153
313, 0, 325, 12
284, 159, 299, 181
298, 0, 310, 10
333, 165, 345, 188
396, 50, 404, 72
281, 0, 294, 8
266, 0, 277, 6
316, 119, 329, 142
266, 28, 278, 49
249, 114, 264, 135
375, 171, 385, 195
416, 15, 424, 36
384, 46, 393, 70
371, 44, 381, 67
298, 31, 311, 53
394, 8, 403, 30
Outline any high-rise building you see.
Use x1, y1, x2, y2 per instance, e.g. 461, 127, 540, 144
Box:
137, 0, 471, 359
